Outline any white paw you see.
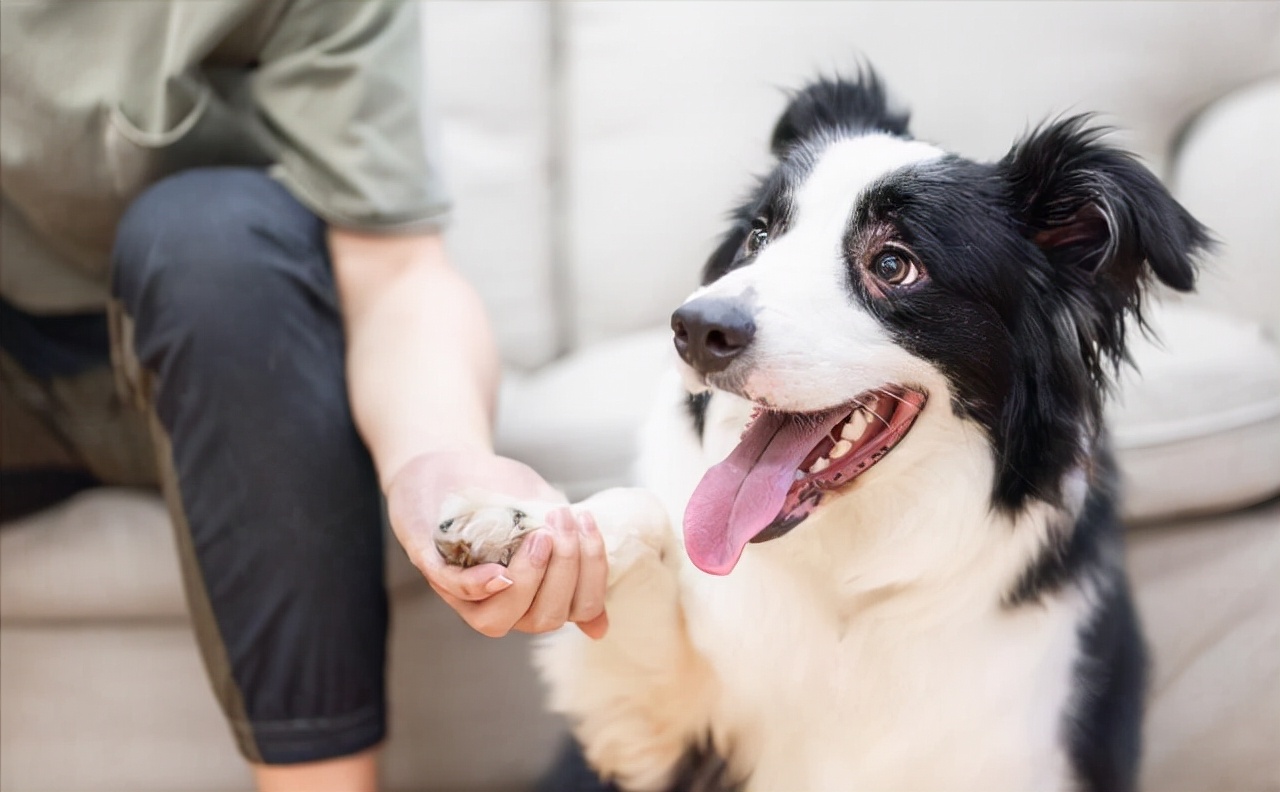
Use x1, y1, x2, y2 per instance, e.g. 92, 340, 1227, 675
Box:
575, 488, 675, 584
433, 487, 674, 579
434, 489, 550, 567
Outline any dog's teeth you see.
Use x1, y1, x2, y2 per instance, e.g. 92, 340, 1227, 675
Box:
842, 411, 868, 440
830, 439, 853, 459
808, 457, 830, 474
795, 470, 806, 481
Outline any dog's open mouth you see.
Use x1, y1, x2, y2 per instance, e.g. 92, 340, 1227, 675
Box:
684, 387, 927, 575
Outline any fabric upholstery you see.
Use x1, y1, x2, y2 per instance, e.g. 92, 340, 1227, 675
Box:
1109, 303, 1280, 521
1172, 77, 1280, 337
420, 2, 561, 370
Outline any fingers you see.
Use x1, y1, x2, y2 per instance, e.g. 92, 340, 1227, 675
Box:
420, 507, 612, 640
514, 509, 582, 634
568, 511, 608, 633
422, 557, 515, 603
450, 530, 553, 637
576, 610, 610, 640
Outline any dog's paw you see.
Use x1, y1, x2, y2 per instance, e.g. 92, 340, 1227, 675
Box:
576, 487, 676, 585
433, 487, 675, 579
434, 489, 549, 567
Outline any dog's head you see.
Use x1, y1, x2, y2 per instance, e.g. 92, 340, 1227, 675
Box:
677, 70, 1209, 575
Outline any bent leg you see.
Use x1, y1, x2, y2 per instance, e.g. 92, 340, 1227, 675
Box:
112, 168, 387, 766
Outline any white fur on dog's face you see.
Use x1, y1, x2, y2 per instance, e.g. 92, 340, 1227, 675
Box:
682, 134, 947, 413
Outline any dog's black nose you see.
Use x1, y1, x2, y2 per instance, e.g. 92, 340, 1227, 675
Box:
671, 297, 756, 374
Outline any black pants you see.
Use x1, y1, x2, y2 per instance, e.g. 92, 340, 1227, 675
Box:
10, 168, 389, 764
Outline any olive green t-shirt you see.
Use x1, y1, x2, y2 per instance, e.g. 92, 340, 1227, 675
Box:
0, 0, 451, 313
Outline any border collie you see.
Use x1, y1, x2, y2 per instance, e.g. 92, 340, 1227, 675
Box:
437, 70, 1209, 791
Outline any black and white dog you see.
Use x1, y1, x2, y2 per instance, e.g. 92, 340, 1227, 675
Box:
439, 70, 1209, 791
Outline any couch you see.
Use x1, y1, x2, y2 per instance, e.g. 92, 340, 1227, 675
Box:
3, 3, 1278, 790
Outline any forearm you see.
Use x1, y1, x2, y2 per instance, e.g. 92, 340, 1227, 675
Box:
330, 229, 604, 638
330, 230, 500, 488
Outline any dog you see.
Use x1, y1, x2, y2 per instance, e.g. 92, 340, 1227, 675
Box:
438, 70, 1209, 791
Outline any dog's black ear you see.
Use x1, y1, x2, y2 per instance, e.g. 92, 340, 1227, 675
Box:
701, 224, 749, 285
1002, 116, 1208, 291
770, 70, 910, 158
1000, 116, 1211, 365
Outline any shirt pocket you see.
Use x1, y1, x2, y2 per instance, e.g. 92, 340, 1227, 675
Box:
103, 75, 273, 197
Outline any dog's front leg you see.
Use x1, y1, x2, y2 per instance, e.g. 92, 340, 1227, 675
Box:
435, 487, 713, 790
536, 488, 715, 792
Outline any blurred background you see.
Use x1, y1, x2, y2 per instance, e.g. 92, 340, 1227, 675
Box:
3, 3, 1278, 791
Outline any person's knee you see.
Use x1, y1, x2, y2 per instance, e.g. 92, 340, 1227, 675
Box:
111, 168, 329, 365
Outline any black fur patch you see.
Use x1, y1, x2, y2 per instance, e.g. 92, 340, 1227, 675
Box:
770, 70, 909, 156
834, 120, 1208, 510
536, 739, 618, 792
666, 739, 743, 792
702, 70, 905, 287
1004, 445, 1118, 607
538, 737, 742, 792
1067, 563, 1148, 792
686, 391, 711, 439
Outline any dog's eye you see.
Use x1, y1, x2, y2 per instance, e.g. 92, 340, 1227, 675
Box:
871, 251, 921, 287
745, 218, 769, 254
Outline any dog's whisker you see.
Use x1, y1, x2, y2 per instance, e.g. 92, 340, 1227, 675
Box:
873, 387, 911, 408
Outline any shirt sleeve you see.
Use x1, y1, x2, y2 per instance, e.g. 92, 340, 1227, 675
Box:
250, 0, 450, 233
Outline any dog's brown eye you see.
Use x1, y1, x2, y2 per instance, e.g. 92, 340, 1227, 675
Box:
745, 218, 769, 254
871, 251, 921, 287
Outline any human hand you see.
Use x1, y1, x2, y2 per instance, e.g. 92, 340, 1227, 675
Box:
385, 450, 609, 639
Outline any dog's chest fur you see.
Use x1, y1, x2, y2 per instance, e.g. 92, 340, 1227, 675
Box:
682, 562, 1084, 790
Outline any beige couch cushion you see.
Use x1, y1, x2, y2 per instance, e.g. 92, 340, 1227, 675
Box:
1173, 77, 1280, 338
496, 328, 672, 499
0, 489, 185, 621
420, 2, 561, 370
1110, 303, 1280, 521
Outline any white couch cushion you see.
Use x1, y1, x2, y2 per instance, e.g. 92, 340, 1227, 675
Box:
496, 328, 673, 500
558, 1, 1280, 346
1173, 78, 1280, 338
1110, 303, 1280, 521
0, 489, 187, 621
421, 1, 562, 370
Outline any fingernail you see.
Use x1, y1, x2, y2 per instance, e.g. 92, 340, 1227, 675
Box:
528, 532, 552, 568
484, 575, 514, 595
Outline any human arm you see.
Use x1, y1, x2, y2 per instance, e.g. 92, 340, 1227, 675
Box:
329, 229, 608, 638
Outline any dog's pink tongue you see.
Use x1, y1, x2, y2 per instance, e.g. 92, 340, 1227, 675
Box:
684, 409, 846, 575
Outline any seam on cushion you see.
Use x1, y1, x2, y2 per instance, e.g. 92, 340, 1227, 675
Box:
1112, 396, 1280, 449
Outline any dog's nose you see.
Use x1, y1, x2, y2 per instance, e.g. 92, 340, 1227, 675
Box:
671, 297, 756, 374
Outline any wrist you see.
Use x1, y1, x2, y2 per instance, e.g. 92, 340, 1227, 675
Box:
381, 444, 494, 496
